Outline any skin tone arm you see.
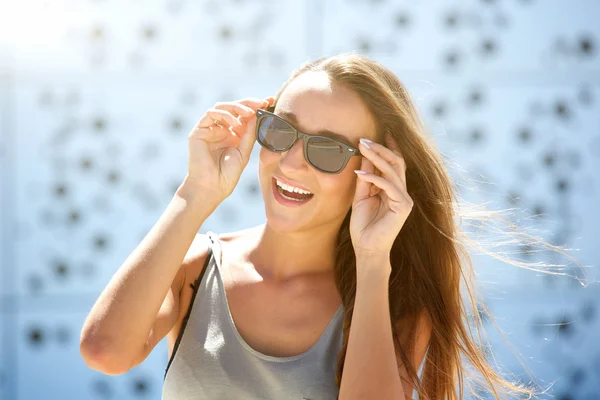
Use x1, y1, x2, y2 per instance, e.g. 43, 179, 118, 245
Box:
79, 181, 218, 374
338, 258, 431, 400
342, 133, 432, 399
80, 97, 267, 375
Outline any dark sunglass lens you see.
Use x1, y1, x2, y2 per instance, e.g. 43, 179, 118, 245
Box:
307, 137, 346, 173
257, 116, 296, 150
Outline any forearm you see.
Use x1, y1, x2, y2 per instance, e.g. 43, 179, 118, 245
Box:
338, 256, 404, 400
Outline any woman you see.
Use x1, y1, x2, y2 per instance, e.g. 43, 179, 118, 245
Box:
80, 53, 555, 399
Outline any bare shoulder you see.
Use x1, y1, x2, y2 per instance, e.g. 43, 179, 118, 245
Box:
216, 225, 264, 257
181, 232, 212, 266
181, 226, 260, 279
216, 225, 263, 245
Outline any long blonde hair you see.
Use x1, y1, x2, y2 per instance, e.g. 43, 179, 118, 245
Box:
269, 52, 585, 399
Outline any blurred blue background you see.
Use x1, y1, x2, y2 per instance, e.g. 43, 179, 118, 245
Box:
0, 0, 599, 399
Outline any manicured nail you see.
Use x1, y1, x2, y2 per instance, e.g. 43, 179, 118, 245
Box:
359, 138, 372, 149
354, 170, 367, 175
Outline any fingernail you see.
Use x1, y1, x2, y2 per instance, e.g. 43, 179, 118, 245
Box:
359, 138, 372, 149
354, 170, 367, 175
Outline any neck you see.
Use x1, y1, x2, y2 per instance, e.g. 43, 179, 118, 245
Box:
248, 222, 341, 282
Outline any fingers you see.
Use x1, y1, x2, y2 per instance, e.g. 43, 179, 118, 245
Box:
214, 101, 255, 118
199, 97, 270, 124
236, 97, 271, 112
191, 96, 274, 143
264, 96, 276, 106
232, 97, 273, 133
197, 109, 244, 130
354, 170, 404, 201
353, 157, 374, 202
358, 135, 407, 191
358, 138, 401, 189
214, 97, 271, 163
354, 171, 413, 211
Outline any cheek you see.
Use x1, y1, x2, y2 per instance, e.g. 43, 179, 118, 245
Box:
259, 147, 279, 168
321, 170, 357, 200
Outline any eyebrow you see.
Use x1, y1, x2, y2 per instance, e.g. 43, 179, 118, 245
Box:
276, 111, 354, 146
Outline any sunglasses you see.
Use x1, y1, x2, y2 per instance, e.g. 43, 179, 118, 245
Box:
255, 107, 362, 174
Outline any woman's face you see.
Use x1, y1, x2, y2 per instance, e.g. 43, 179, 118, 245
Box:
258, 70, 378, 233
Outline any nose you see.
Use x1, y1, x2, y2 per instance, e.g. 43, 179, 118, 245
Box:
279, 138, 308, 173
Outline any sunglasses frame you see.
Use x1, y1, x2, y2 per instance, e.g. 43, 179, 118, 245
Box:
255, 107, 362, 174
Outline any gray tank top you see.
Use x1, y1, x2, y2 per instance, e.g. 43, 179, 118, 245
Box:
162, 231, 345, 400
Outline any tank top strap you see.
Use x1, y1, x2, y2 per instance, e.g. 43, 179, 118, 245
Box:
205, 231, 221, 269
163, 231, 216, 379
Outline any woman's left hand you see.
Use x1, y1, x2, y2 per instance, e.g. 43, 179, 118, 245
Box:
349, 132, 414, 265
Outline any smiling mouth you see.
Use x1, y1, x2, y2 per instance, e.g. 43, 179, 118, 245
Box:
276, 185, 313, 201
272, 177, 314, 203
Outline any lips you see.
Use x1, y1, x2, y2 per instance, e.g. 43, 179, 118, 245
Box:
271, 177, 314, 207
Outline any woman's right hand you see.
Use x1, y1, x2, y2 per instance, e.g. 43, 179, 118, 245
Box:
185, 97, 275, 203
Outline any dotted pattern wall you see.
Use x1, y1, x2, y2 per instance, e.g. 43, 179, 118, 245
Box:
0, 1, 598, 399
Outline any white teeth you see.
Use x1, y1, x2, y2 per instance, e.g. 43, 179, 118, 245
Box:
275, 179, 313, 195
280, 191, 306, 202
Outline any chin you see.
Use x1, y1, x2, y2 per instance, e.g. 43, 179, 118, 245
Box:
262, 197, 311, 233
